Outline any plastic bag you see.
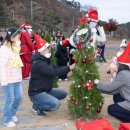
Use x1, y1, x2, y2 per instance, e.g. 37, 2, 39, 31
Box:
75, 118, 114, 130
119, 123, 130, 130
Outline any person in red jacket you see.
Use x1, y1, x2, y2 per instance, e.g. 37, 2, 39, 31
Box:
20, 23, 35, 79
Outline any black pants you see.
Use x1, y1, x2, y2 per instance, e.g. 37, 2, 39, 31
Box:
57, 60, 68, 79
108, 93, 130, 122
100, 44, 106, 63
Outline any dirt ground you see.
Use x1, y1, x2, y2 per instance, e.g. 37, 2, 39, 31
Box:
1, 39, 123, 130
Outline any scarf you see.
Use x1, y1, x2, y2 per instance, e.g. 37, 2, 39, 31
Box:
7, 42, 23, 68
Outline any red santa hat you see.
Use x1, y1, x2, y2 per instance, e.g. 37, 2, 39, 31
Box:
33, 33, 50, 52
86, 9, 98, 22
60, 39, 70, 46
20, 23, 32, 29
117, 42, 130, 67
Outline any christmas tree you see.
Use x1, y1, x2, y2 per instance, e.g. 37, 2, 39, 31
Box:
68, 16, 104, 119
44, 33, 59, 88
51, 46, 59, 88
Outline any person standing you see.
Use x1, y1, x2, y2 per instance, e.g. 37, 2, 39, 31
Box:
0, 28, 23, 127
96, 42, 107, 63
20, 23, 35, 79
55, 36, 69, 81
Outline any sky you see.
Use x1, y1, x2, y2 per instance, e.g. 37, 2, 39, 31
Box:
76, 0, 130, 24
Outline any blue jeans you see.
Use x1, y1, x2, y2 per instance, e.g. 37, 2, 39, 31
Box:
2, 82, 23, 124
29, 88, 67, 111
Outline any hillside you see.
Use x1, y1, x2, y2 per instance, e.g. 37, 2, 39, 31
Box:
0, 0, 81, 33
0, 0, 130, 38
114, 22, 130, 39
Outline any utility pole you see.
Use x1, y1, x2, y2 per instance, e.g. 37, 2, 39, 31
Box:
12, 8, 15, 20
72, 15, 74, 29
31, 0, 33, 21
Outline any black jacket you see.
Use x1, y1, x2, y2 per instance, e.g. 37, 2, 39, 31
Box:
28, 53, 70, 96
55, 44, 68, 60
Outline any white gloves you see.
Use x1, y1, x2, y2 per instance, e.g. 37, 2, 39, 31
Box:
94, 79, 100, 84
70, 48, 75, 54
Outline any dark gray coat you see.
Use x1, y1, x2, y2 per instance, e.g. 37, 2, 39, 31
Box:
97, 70, 130, 111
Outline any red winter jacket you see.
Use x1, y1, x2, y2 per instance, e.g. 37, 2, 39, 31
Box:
20, 31, 34, 54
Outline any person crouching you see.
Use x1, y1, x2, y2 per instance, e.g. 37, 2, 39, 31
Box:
28, 34, 75, 116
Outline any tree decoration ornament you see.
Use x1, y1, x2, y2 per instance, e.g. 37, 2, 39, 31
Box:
90, 53, 95, 58
97, 108, 101, 113
86, 105, 90, 110
77, 42, 83, 50
90, 61, 93, 65
85, 96, 88, 99
78, 85, 81, 88
72, 96, 76, 101
86, 70, 89, 73
89, 37, 93, 42
80, 16, 87, 25
72, 81, 75, 84
72, 24, 92, 47
88, 56, 91, 61
83, 82, 87, 88
102, 100, 104, 105
89, 103, 92, 105
87, 83, 89, 86
82, 59, 87, 64
88, 46, 91, 49
74, 101, 78, 105
72, 55, 77, 63
87, 82, 93, 91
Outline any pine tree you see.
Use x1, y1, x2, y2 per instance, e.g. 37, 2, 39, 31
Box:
0, 4, 16, 28
51, 47, 59, 88
44, 33, 59, 88
68, 16, 104, 119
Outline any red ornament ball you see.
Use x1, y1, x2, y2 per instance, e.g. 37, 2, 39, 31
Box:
82, 59, 87, 63
102, 100, 104, 105
74, 101, 78, 105
86, 105, 90, 110
97, 108, 101, 113
89, 38, 93, 42
72, 97, 76, 101
90, 62, 93, 64
88, 57, 91, 61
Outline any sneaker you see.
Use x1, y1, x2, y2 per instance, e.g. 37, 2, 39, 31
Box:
31, 106, 46, 116
64, 78, 68, 81
4, 121, 16, 127
104, 63, 108, 65
58, 78, 62, 81
12, 116, 18, 123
